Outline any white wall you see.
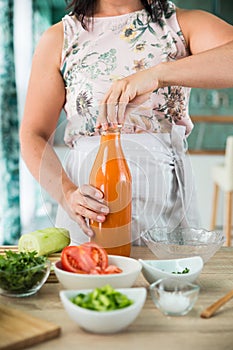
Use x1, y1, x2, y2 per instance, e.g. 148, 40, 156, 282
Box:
14, 0, 32, 119
190, 154, 224, 229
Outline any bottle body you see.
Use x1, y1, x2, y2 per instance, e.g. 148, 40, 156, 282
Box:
89, 130, 132, 256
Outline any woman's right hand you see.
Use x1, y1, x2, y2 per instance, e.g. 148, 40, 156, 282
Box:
63, 184, 109, 237
96, 67, 160, 129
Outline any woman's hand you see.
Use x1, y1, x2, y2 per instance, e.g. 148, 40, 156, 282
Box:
96, 8, 233, 131
63, 184, 109, 237
97, 67, 159, 128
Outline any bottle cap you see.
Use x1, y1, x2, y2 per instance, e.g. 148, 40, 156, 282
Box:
96, 123, 122, 135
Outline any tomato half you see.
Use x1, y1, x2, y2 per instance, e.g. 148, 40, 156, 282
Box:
61, 243, 108, 274
82, 242, 108, 270
61, 245, 96, 273
103, 265, 123, 274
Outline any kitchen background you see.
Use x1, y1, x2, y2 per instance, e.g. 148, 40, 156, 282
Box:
0, 0, 232, 244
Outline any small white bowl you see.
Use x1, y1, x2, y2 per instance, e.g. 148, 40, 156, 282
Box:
54, 255, 142, 289
139, 256, 203, 285
60, 287, 147, 333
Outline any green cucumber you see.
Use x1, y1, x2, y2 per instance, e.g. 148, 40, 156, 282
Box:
18, 227, 70, 256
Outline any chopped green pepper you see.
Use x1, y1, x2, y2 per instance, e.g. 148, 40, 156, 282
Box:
70, 284, 134, 311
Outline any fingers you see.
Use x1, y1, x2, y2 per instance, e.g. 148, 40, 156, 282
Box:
96, 102, 108, 130
97, 100, 128, 130
130, 92, 151, 106
79, 184, 103, 200
117, 100, 128, 125
75, 202, 108, 222
75, 215, 94, 237
96, 68, 158, 130
77, 185, 109, 218
97, 80, 131, 129
66, 185, 109, 238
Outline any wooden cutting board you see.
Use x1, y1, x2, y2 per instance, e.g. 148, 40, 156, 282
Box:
0, 304, 61, 350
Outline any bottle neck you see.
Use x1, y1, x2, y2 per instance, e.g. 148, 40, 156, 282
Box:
100, 131, 120, 142
98, 127, 124, 158
99, 126, 121, 143
99, 125, 121, 135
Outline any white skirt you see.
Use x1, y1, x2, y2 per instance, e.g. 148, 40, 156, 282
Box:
56, 125, 200, 245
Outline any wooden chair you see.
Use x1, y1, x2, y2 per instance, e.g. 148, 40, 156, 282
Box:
210, 136, 233, 246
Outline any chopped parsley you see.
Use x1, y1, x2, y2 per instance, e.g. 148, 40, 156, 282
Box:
0, 250, 48, 292
172, 267, 190, 274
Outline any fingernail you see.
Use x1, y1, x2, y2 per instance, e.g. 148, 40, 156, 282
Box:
87, 230, 94, 237
97, 215, 105, 221
102, 123, 108, 130
95, 192, 102, 199
112, 122, 118, 128
101, 207, 109, 214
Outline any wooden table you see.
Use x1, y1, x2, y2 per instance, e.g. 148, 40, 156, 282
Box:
1, 246, 233, 350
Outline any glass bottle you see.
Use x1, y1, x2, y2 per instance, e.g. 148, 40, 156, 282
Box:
89, 127, 132, 257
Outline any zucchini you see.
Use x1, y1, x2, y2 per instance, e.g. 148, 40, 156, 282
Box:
18, 227, 70, 256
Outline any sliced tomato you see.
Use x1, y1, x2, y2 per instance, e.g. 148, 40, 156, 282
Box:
61, 243, 108, 274
61, 245, 96, 273
89, 266, 102, 275
102, 265, 123, 274
82, 242, 108, 270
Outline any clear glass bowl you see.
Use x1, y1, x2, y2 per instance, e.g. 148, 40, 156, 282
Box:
141, 227, 224, 263
0, 260, 51, 297
149, 278, 200, 316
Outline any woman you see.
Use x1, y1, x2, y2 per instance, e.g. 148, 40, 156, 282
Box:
20, 0, 233, 245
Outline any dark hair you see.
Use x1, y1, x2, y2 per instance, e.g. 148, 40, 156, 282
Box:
66, 1, 169, 29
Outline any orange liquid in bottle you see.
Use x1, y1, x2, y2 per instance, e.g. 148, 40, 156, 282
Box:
89, 128, 132, 256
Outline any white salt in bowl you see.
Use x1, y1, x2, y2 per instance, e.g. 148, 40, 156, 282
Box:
149, 278, 200, 316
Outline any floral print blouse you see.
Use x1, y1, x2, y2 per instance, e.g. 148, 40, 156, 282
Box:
60, 1, 193, 147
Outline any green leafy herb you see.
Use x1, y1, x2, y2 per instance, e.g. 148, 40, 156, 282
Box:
70, 284, 134, 311
0, 250, 48, 292
172, 267, 190, 274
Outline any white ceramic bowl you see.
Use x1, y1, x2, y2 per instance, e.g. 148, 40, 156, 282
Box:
60, 287, 147, 333
139, 256, 203, 285
141, 227, 224, 263
54, 255, 142, 289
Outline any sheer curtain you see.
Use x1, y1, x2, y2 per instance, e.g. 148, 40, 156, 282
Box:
0, 0, 20, 244
0, 0, 65, 244
0, 0, 54, 244
18, 0, 54, 235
